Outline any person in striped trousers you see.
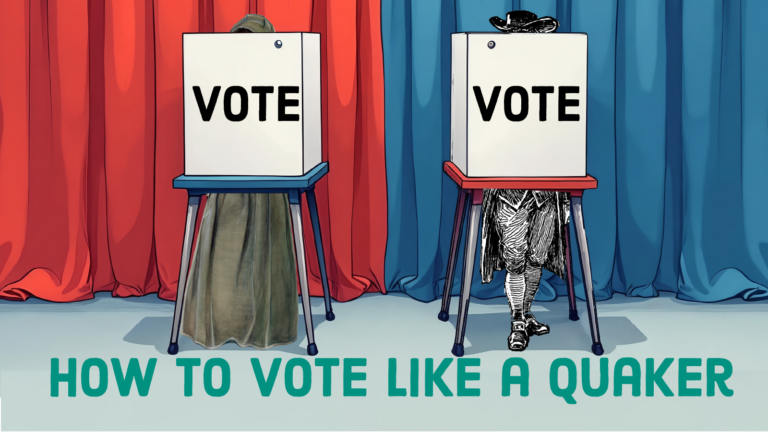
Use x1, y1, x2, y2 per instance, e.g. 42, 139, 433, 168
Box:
480, 189, 570, 351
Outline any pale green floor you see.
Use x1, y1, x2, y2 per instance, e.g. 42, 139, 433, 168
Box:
1, 292, 767, 431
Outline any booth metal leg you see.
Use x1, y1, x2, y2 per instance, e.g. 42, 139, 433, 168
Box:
168, 195, 201, 355
563, 222, 578, 321
451, 199, 482, 357
439, 189, 470, 322
290, 201, 319, 356
570, 196, 603, 356
306, 188, 334, 321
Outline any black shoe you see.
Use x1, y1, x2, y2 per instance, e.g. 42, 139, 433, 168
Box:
508, 321, 529, 351
525, 314, 550, 336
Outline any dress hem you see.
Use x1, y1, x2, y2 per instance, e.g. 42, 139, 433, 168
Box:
180, 332, 298, 350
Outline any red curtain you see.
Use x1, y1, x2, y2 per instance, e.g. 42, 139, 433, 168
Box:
0, 0, 387, 303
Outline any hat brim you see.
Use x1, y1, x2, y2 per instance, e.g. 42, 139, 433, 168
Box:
490, 16, 559, 33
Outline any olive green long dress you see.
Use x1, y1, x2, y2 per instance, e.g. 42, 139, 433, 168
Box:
180, 15, 298, 350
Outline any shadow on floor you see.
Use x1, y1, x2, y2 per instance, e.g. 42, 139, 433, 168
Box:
123, 298, 327, 356
451, 310, 647, 355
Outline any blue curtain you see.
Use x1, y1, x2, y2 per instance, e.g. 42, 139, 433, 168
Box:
382, 0, 768, 303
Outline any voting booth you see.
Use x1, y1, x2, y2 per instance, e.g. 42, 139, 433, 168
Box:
441, 31, 605, 357
450, 33, 587, 177
168, 32, 333, 357
183, 33, 321, 176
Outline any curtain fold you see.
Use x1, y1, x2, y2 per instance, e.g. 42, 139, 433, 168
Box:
382, 0, 459, 301
258, 0, 388, 301
0, 0, 93, 301
0, 0, 387, 303
382, 0, 768, 303
675, 0, 768, 301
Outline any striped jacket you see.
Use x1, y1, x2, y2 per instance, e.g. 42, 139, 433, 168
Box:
480, 189, 570, 283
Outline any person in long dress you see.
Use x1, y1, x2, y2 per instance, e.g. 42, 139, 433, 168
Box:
181, 15, 299, 350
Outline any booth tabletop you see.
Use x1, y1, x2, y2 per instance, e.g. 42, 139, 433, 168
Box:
444, 161, 597, 191
173, 162, 328, 192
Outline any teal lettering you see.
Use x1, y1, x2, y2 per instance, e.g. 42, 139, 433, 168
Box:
388, 359, 406, 397
645, 358, 674, 397
425, 358, 453, 397
204, 358, 230, 397
613, 358, 641, 397
410, 358, 419, 397
457, 358, 480, 397
81, 358, 108, 397
679, 358, 702, 397
582, 358, 609, 397
343, 358, 367, 397
550, 358, 577, 404
50, 358, 77, 397
285, 358, 311, 397
111, 358, 156, 397
706, 358, 733, 397
251, 358, 282, 396
315, 358, 339, 397
176, 358, 201, 397
501, 358, 529, 397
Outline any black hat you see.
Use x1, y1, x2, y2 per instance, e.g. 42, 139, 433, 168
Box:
489, 10, 559, 33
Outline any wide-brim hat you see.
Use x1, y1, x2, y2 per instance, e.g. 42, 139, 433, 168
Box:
489, 10, 559, 33
230, 14, 276, 33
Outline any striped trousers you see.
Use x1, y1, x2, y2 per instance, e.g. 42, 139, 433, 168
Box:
496, 194, 557, 321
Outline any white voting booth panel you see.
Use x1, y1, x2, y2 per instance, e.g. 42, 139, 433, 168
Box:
183, 33, 321, 176
451, 33, 587, 177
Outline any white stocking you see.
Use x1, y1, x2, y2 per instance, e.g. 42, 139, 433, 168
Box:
505, 270, 526, 321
